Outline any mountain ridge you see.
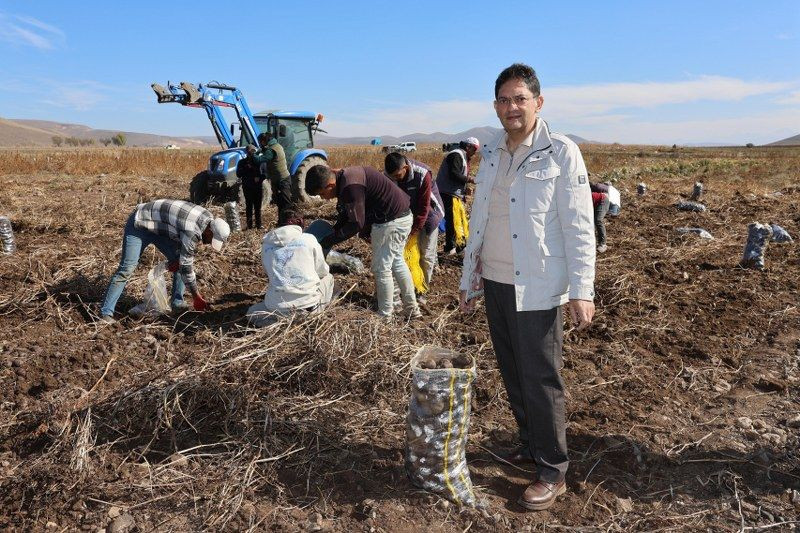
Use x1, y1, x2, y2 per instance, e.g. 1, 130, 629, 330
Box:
4, 117, 792, 148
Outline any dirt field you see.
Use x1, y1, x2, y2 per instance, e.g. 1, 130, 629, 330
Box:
1, 145, 798, 532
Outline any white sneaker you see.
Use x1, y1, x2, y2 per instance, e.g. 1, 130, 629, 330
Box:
597, 244, 608, 253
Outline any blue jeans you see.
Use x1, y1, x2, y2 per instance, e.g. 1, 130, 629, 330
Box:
100, 214, 186, 317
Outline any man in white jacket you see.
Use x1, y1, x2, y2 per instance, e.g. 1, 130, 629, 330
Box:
247, 212, 336, 326
459, 64, 596, 511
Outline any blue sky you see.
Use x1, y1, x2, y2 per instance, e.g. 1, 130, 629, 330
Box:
0, 0, 798, 144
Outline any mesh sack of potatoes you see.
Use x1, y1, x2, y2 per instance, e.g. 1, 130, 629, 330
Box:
676, 200, 706, 212
405, 346, 477, 506
740, 222, 773, 270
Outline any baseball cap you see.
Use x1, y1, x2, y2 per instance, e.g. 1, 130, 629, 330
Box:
209, 218, 230, 252
464, 137, 480, 149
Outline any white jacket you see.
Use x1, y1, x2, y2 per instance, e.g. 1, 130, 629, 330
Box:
262, 225, 330, 311
459, 119, 596, 311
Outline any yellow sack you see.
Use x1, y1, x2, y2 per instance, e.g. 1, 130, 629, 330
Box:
453, 197, 469, 248
404, 233, 428, 294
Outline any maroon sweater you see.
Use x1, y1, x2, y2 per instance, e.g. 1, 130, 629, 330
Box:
322, 166, 410, 248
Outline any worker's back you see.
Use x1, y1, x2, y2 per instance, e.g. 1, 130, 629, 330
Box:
261, 225, 329, 312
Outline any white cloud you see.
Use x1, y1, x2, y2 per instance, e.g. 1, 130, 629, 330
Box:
324, 100, 495, 137
4, 76, 115, 112
41, 81, 113, 111
776, 90, 800, 105
321, 76, 797, 139
0, 12, 64, 50
544, 76, 792, 119
562, 109, 800, 145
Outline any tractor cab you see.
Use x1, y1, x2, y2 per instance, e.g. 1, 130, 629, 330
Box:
245, 111, 321, 164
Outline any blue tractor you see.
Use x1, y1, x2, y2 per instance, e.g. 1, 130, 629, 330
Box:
151, 81, 328, 205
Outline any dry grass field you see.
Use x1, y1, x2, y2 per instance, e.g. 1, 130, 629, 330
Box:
0, 144, 798, 532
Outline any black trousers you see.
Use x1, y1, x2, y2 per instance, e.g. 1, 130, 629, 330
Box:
243, 184, 263, 229
483, 278, 568, 483
272, 177, 293, 222
441, 194, 462, 253
594, 195, 610, 246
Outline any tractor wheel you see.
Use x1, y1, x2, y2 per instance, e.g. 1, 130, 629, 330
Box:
189, 171, 211, 204
292, 155, 328, 204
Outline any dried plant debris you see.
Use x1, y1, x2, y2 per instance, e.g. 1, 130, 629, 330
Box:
1, 146, 799, 531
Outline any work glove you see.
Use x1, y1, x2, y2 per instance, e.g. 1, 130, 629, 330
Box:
167, 260, 179, 273
192, 294, 208, 312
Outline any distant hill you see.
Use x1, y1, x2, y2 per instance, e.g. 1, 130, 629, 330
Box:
0, 118, 217, 148
0, 117, 600, 149
767, 134, 800, 146
317, 126, 597, 146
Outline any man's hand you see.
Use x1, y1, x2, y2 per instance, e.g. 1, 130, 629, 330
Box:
459, 258, 483, 313
167, 260, 179, 273
459, 278, 484, 313
192, 294, 208, 312
567, 299, 595, 331
459, 290, 474, 313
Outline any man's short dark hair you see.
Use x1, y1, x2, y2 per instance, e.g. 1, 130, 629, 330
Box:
305, 165, 332, 195
278, 208, 305, 228
383, 152, 408, 175
495, 63, 540, 98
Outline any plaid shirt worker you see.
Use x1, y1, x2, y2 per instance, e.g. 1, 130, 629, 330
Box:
133, 199, 213, 294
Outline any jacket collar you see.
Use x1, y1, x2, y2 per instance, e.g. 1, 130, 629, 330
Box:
487, 118, 553, 156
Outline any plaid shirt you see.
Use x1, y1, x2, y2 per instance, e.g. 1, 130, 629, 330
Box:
133, 199, 212, 293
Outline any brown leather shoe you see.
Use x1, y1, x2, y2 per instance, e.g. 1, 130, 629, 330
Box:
518, 479, 566, 511
494, 445, 535, 466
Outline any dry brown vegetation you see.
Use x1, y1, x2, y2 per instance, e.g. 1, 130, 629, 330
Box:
0, 145, 799, 532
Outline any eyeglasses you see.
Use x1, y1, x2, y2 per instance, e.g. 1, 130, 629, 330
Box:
496, 95, 534, 107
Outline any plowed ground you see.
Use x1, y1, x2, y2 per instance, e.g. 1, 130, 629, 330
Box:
0, 145, 798, 532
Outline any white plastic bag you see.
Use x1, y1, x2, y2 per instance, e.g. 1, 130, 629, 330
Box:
129, 261, 171, 317
677, 227, 713, 239
607, 184, 621, 215
326, 250, 366, 274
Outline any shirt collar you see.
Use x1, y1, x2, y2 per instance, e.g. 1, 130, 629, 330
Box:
493, 118, 552, 154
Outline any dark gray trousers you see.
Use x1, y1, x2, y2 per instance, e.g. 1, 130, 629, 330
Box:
483, 278, 568, 483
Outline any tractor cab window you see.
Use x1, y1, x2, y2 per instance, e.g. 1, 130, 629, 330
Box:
253, 117, 270, 144
251, 116, 314, 162
277, 119, 313, 162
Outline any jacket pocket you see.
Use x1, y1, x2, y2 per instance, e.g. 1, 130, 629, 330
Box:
524, 166, 559, 213
540, 211, 565, 257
